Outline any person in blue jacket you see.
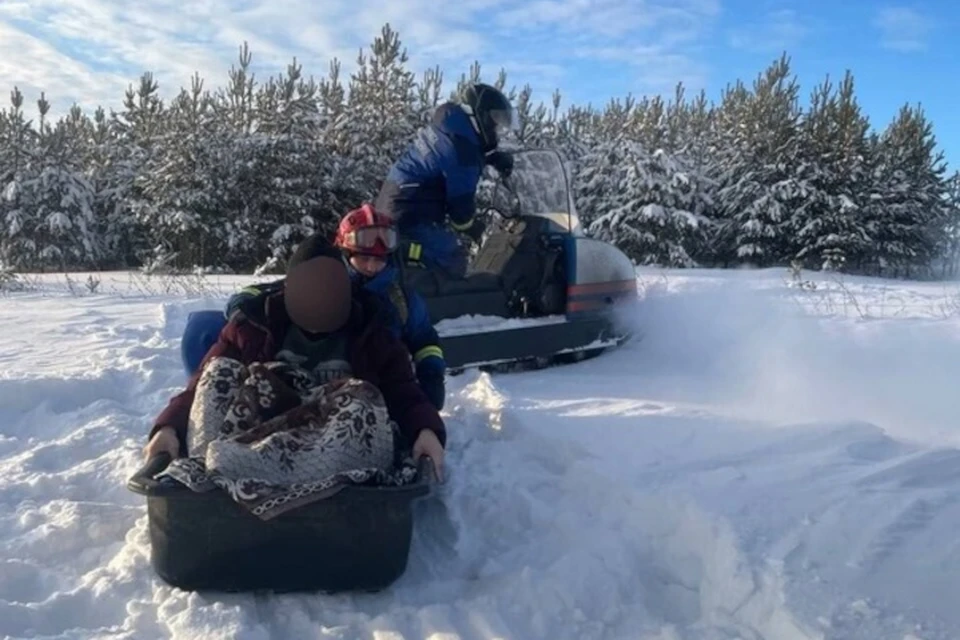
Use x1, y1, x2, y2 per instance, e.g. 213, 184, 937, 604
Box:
374, 82, 517, 278
224, 205, 447, 411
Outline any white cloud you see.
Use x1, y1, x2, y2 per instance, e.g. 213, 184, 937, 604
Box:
872, 6, 933, 52
572, 45, 709, 99
727, 9, 806, 53
0, 0, 720, 120
0, 21, 129, 114
499, 0, 718, 97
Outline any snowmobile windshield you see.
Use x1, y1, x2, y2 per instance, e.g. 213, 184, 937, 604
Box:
509, 151, 570, 214
499, 150, 582, 235
489, 106, 519, 134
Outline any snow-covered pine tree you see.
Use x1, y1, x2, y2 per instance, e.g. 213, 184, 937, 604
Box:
0, 22, 956, 280
448, 60, 483, 102
559, 103, 603, 225
88, 106, 133, 268
862, 103, 950, 277
708, 79, 747, 266
511, 85, 561, 150
317, 58, 346, 125
0, 93, 100, 271
111, 72, 167, 268
180, 45, 349, 273
132, 72, 223, 271
584, 139, 713, 267
26, 96, 100, 270
791, 71, 872, 271
334, 24, 419, 201
629, 93, 669, 152
414, 64, 444, 125
572, 95, 636, 228
664, 85, 719, 264
574, 84, 717, 267
935, 171, 960, 277
713, 54, 804, 268
0, 87, 39, 269
251, 57, 352, 272
313, 55, 370, 216
206, 45, 288, 271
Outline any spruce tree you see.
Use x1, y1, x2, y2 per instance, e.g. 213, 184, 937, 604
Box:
30, 95, 100, 270
585, 142, 713, 267
0, 87, 38, 269
714, 55, 804, 268
864, 104, 949, 276
336, 24, 419, 201
791, 71, 871, 271
937, 171, 960, 276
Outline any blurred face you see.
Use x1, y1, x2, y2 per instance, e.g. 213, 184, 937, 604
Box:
349, 254, 387, 277
284, 256, 351, 333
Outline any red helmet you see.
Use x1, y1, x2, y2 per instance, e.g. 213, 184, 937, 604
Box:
334, 204, 398, 258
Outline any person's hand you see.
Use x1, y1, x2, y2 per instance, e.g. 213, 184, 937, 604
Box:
464, 218, 486, 244
412, 428, 445, 482
486, 150, 513, 178
144, 425, 179, 460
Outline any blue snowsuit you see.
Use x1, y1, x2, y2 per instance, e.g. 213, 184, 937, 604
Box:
224, 263, 447, 410
375, 103, 485, 276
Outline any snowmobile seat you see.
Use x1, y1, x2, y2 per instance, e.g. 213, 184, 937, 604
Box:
439, 271, 503, 295
401, 266, 511, 322
402, 267, 503, 297
403, 267, 502, 298
127, 452, 433, 593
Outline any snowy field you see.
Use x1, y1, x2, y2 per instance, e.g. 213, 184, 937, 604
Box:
2, 266, 960, 639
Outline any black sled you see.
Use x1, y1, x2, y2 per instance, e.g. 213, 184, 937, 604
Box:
402, 148, 638, 373
127, 452, 434, 593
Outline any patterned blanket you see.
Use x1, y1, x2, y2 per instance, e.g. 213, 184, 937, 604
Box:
159, 356, 418, 520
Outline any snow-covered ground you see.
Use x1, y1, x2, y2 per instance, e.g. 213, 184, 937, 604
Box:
2, 266, 960, 639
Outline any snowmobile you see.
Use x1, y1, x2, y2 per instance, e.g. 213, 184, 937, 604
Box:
399, 147, 638, 373
175, 147, 637, 378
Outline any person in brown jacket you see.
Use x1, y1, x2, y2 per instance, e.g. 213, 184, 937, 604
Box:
143, 233, 446, 481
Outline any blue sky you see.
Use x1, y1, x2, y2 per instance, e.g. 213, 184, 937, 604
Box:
0, 0, 956, 170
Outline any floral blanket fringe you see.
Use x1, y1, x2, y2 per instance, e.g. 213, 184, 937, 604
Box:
159, 357, 418, 520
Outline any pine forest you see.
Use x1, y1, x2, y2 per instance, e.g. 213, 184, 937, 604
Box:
1, 24, 957, 279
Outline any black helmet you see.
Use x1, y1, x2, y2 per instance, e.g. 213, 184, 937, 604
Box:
459, 83, 517, 152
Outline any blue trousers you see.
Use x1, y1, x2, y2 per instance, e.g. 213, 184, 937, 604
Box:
181, 310, 227, 376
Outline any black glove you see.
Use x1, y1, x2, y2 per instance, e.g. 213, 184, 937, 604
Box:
418, 371, 446, 411
464, 217, 486, 244
486, 150, 513, 179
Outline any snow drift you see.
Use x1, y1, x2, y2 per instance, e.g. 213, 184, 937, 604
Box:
1, 267, 959, 639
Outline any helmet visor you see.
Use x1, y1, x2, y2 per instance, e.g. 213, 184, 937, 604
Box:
343, 226, 398, 253
489, 106, 519, 134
